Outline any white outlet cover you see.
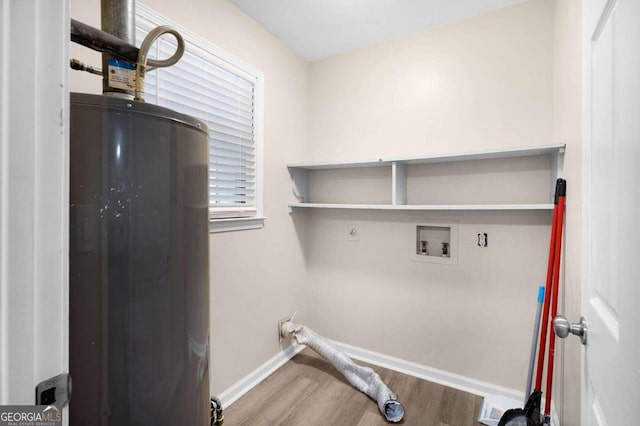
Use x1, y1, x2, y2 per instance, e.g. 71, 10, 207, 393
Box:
347, 224, 359, 241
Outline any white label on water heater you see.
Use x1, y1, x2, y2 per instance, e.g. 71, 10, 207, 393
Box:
108, 59, 136, 91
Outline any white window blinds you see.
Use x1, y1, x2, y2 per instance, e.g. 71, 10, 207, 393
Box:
136, 15, 259, 220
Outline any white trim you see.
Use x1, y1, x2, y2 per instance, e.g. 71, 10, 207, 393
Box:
551, 406, 560, 426
254, 74, 265, 221
217, 339, 520, 403
580, 1, 594, 425
328, 340, 522, 400
0, 0, 9, 402
218, 343, 304, 408
209, 216, 266, 233
0, 0, 69, 415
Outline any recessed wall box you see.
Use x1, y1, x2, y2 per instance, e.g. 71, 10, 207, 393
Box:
413, 222, 458, 265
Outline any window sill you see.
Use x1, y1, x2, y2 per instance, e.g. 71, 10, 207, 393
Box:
209, 216, 266, 233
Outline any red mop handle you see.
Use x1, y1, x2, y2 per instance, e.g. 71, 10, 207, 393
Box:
544, 180, 566, 416
534, 181, 561, 391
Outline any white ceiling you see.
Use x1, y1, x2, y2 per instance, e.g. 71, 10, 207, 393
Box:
229, 0, 525, 61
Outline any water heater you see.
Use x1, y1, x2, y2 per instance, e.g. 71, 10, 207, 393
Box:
69, 93, 210, 425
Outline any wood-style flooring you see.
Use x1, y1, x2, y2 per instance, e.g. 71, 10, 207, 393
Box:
223, 348, 484, 426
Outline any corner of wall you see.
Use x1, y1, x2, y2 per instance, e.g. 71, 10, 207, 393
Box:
551, 1, 583, 425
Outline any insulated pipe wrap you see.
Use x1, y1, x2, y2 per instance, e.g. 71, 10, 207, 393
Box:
281, 322, 404, 423
71, 19, 139, 63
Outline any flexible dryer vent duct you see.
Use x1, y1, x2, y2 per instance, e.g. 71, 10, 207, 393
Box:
281, 321, 405, 423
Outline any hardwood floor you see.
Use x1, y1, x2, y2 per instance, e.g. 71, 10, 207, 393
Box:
223, 348, 484, 426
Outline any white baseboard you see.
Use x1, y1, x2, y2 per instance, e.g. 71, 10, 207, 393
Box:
329, 339, 522, 400
551, 408, 560, 426
217, 339, 560, 425
331, 340, 561, 425
217, 342, 305, 408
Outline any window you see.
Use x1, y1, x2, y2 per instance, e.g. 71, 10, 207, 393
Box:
136, 5, 264, 232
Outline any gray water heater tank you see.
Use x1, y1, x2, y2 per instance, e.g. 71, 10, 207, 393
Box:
69, 93, 210, 425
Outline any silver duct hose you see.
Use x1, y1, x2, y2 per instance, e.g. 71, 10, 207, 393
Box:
281, 321, 405, 423
134, 26, 185, 101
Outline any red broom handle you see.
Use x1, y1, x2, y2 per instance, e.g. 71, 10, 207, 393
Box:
544, 186, 566, 416
534, 190, 560, 391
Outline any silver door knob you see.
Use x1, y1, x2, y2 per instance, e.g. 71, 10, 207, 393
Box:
553, 315, 587, 345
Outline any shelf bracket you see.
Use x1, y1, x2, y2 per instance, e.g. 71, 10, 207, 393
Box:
289, 167, 309, 203
392, 162, 407, 206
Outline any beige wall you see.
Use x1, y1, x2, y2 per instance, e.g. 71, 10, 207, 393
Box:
306, 0, 557, 392
69, 0, 311, 394
309, 0, 554, 161
70, 0, 584, 418
552, 0, 582, 425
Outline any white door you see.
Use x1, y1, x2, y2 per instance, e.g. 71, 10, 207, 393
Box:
582, 0, 640, 424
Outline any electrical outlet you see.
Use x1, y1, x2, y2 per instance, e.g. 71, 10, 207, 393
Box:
478, 233, 488, 247
347, 224, 359, 241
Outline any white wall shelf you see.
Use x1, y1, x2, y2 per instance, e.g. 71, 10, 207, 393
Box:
288, 144, 565, 213
288, 203, 554, 211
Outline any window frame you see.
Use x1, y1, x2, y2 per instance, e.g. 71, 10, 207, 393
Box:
137, 4, 265, 233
